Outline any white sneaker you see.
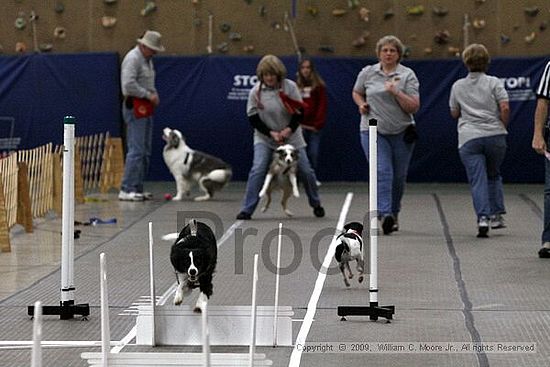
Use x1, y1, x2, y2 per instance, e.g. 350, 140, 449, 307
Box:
490, 214, 506, 229
118, 191, 144, 201
315, 180, 322, 187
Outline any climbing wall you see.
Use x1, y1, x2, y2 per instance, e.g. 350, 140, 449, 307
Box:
0, 0, 549, 58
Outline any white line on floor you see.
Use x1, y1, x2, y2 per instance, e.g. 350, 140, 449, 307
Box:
288, 192, 353, 367
111, 220, 242, 353
0, 340, 122, 349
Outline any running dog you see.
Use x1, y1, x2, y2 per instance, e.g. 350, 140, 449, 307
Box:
170, 219, 217, 312
162, 128, 232, 201
258, 144, 299, 217
334, 222, 365, 287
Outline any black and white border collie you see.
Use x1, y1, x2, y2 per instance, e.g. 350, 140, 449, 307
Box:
170, 219, 217, 312
334, 222, 365, 287
258, 144, 300, 217
162, 127, 232, 201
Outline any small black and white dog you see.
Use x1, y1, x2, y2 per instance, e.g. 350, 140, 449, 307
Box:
163, 128, 232, 201
170, 219, 217, 312
258, 144, 300, 217
334, 222, 365, 287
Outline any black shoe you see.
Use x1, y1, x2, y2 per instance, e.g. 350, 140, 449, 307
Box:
392, 215, 399, 232
477, 216, 489, 238
313, 206, 325, 218
236, 212, 251, 220
539, 247, 550, 258
381, 215, 395, 235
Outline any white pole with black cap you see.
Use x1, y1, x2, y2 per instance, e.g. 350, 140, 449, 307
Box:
337, 118, 395, 322
27, 116, 89, 319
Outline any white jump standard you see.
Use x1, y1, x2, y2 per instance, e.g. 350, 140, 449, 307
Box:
28, 115, 89, 319
337, 118, 395, 321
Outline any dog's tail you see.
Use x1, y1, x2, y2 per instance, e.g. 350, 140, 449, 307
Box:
162, 232, 179, 241
208, 169, 232, 183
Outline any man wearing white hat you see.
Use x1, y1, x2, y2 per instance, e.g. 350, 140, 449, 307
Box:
119, 30, 165, 201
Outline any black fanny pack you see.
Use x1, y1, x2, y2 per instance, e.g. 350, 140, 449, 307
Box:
124, 96, 134, 109
403, 124, 418, 144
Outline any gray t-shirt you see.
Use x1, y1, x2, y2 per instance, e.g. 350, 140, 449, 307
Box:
247, 79, 306, 149
353, 62, 419, 134
449, 72, 508, 148
120, 46, 157, 99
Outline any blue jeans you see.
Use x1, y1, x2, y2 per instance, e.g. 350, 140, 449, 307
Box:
459, 135, 507, 220
543, 136, 550, 243
239, 143, 321, 215
360, 130, 414, 217
120, 106, 153, 193
302, 129, 321, 172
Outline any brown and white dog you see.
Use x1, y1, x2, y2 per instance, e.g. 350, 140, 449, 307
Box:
162, 128, 232, 201
258, 144, 300, 217
334, 222, 365, 287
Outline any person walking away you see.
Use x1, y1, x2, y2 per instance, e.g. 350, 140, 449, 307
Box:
449, 43, 509, 238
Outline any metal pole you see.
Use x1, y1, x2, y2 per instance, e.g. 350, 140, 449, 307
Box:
207, 13, 213, 54
100, 253, 110, 367
148, 222, 156, 347
248, 254, 259, 367
201, 302, 211, 367
463, 14, 471, 50
30, 10, 39, 53
31, 301, 42, 367
369, 119, 378, 305
285, 12, 302, 61
272, 223, 282, 347
61, 116, 75, 309
26, 116, 89, 320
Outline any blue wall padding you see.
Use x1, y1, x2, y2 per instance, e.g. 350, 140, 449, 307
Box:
0, 53, 546, 183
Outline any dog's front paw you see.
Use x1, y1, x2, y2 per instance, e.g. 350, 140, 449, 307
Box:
194, 293, 208, 313
173, 294, 183, 306
261, 205, 268, 213
344, 279, 350, 287
194, 195, 211, 202
284, 209, 294, 217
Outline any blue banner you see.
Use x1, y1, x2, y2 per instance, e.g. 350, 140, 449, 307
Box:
1, 54, 547, 183
0, 53, 121, 151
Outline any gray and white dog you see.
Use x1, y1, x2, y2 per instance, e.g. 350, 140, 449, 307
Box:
162, 128, 232, 201
259, 144, 300, 217
334, 222, 365, 287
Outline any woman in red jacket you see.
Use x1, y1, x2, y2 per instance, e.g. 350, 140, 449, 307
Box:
296, 58, 328, 183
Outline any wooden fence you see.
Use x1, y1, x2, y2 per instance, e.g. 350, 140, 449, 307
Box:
0, 133, 124, 252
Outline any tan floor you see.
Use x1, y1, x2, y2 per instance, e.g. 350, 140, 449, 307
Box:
1, 182, 549, 367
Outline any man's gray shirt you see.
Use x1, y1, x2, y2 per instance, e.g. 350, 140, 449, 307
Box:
121, 46, 157, 99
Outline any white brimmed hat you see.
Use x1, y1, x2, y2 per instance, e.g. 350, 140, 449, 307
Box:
137, 30, 165, 52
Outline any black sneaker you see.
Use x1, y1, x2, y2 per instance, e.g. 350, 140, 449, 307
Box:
236, 212, 251, 220
313, 206, 325, 218
477, 216, 489, 238
539, 247, 550, 258
381, 215, 395, 235
392, 215, 399, 232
